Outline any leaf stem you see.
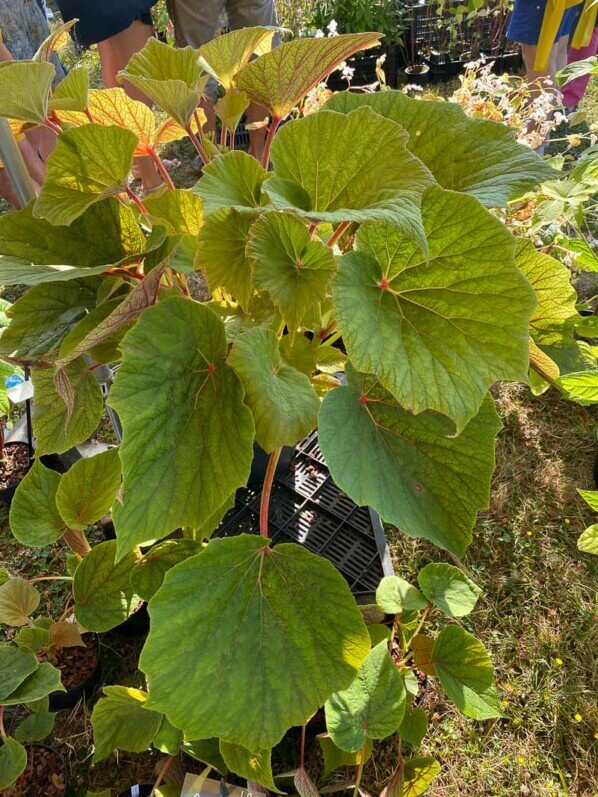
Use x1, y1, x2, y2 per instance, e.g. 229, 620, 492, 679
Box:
327, 221, 351, 249
151, 756, 173, 797
353, 751, 365, 797
259, 447, 282, 539
148, 149, 176, 190
300, 724, 307, 768
0, 708, 5, 739
29, 575, 73, 583
261, 116, 281, 170
44, 118, 62, 135
62, 529, 91, 557
185, 124, 210, 167
125, 184, 148, 215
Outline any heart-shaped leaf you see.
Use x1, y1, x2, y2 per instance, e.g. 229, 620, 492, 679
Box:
228, 327, 319, 451
91, 686, 163, 762
131, 540, 203, 601
319, 365, 501, 556
199, 27, 277, 90
49, 66, 89, 112
14, 711, 56, 743
141, 536, 370, 750
194, 151, 268, 215
220, 741, 279, 792
0, 737, 27, 789
55, 447, 121, 531
0, 663, 64, 706
417, 563, 481, 618
0, 61, 55, 124
333, 187, 535, 431
325, 90, 553, 207
234, 33, 382, 119
34, 124, 138, 225
10, 460, 65, 546
109, 298, 255, 557
325, 641, 406, 752
375, 576, 427, 614
0, 647, 39, 698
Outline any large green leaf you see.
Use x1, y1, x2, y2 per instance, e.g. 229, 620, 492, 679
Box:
193, 151, 268, 215
0, 647, 39, 699
0, 199, 146, 285
431, 626, 501, 720
0, 279, 98, 360
91, 686, 163, 762
234, 33, 382, 119
33, 124, 138, 225
109, 298, 254, 557
0, 737, 27, 789
198, 27, 276, 90
55, 448, 121, 531
334, 188, 535, 431
418, 564, 481, 618
325, 90, 553, 206
228, 328, 319, 452
0, 663, 64, 706
0, 61, 54, 124
10, 459, 64, 546
73, 540, 140, 632
32, 359, 104, 456
325, 641, 406, 752
195, 208, 255, 309
265, 109, 433, 248
119, 38, 209, 127
219, 741, 279, 792
130, 539, 203, 601
248, 211, 336, 331
319, 366, 501, 555
141, 535, 370, 750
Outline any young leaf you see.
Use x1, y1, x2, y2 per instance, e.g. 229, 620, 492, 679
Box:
248, 212, 336, 332
294, 766, 321, 797
325, 641, 406, 752
34, 124, 138, 225
578, 524, 598, 554
153, 716, 183, 755
118, 37, 209, 127
194, 151, 268, 215
0, 578, 40, 628
381, 757, 440, 797
0, 647, 39, 699
325, 90, 553, 207
90, 686, 163, 762
375, 576, 427, 614
141, 536, 370, 751
10, 459, 65, 547
219, 741, 279, 793
317, 735, 372, 777
14, 711, 56, 743
55, 448, 121, 531
0, 737, 27, 790
228, 327, 320, 452
49, 66, 89, 112
130, 539, 203, 602
216, 89, 250, 133
48, 621, 85, 649
15, 626, 50, 654
0, 663, 64, 706
578, 489, 598, 511
265, 109, 433, 248
234, 33, 382, 119
0, 61, 54, 124
33, 18, 76, 63
319, 365, 501, 556
0, 279, 98, 359
198, 27, 276, 90
109, 298, 255, 557
417, 563, 482, 618
334, 188, 535, 432
431, 626, 501, 719
195, 207, 255, 309
0, 199, 146, 286
32, 359, 104, 456
73, 540, 140, 632
397, 706, 428, 748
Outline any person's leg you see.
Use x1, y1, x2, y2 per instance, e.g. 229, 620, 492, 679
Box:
98, 18, 162, 191
521, 41, 559, 98
562, 26, 598, 108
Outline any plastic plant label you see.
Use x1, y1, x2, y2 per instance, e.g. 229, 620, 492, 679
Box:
7, 379, 34, 403
182, 775, 263, 797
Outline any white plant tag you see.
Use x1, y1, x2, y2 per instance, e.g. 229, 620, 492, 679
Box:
182, 775, 260, 797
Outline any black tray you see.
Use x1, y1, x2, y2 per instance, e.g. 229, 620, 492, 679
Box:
215, 431, 394, 599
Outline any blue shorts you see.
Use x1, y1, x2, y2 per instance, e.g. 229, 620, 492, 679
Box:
507, 0, 581, 45
55, 0, 158, 46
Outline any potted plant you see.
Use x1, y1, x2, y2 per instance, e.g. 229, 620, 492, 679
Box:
0, 23, 555, 790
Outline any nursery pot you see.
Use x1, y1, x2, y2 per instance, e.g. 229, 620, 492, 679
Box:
111, 600, 150, 637
0, 441, 32, 507
118, 787, 154, 797
404, 64, 430, 86
6, 744, 70, 796
49, 633, 103, 711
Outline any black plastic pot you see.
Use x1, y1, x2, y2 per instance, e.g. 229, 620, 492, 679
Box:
111, 601, 150, 637
404, 64, 430, 86
118, 786, 154, 797
48, 633, 103, 711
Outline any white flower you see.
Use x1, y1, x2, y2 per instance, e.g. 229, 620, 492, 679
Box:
327, 19, 338, 36
315, 29, 325, 38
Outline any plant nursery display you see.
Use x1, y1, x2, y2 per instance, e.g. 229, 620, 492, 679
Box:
0, 19, 592, 795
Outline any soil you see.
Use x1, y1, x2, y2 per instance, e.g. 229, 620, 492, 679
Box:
52, 632, 98, 690
3, 746, 66, 796
0, 442, 30, 490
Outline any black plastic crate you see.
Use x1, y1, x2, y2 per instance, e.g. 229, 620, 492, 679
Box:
214, 432, 394, 599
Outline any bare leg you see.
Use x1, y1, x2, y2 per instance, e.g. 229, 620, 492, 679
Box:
246, 102, 269, 160
521, 41, 558, 99
98, 19, 162, 192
